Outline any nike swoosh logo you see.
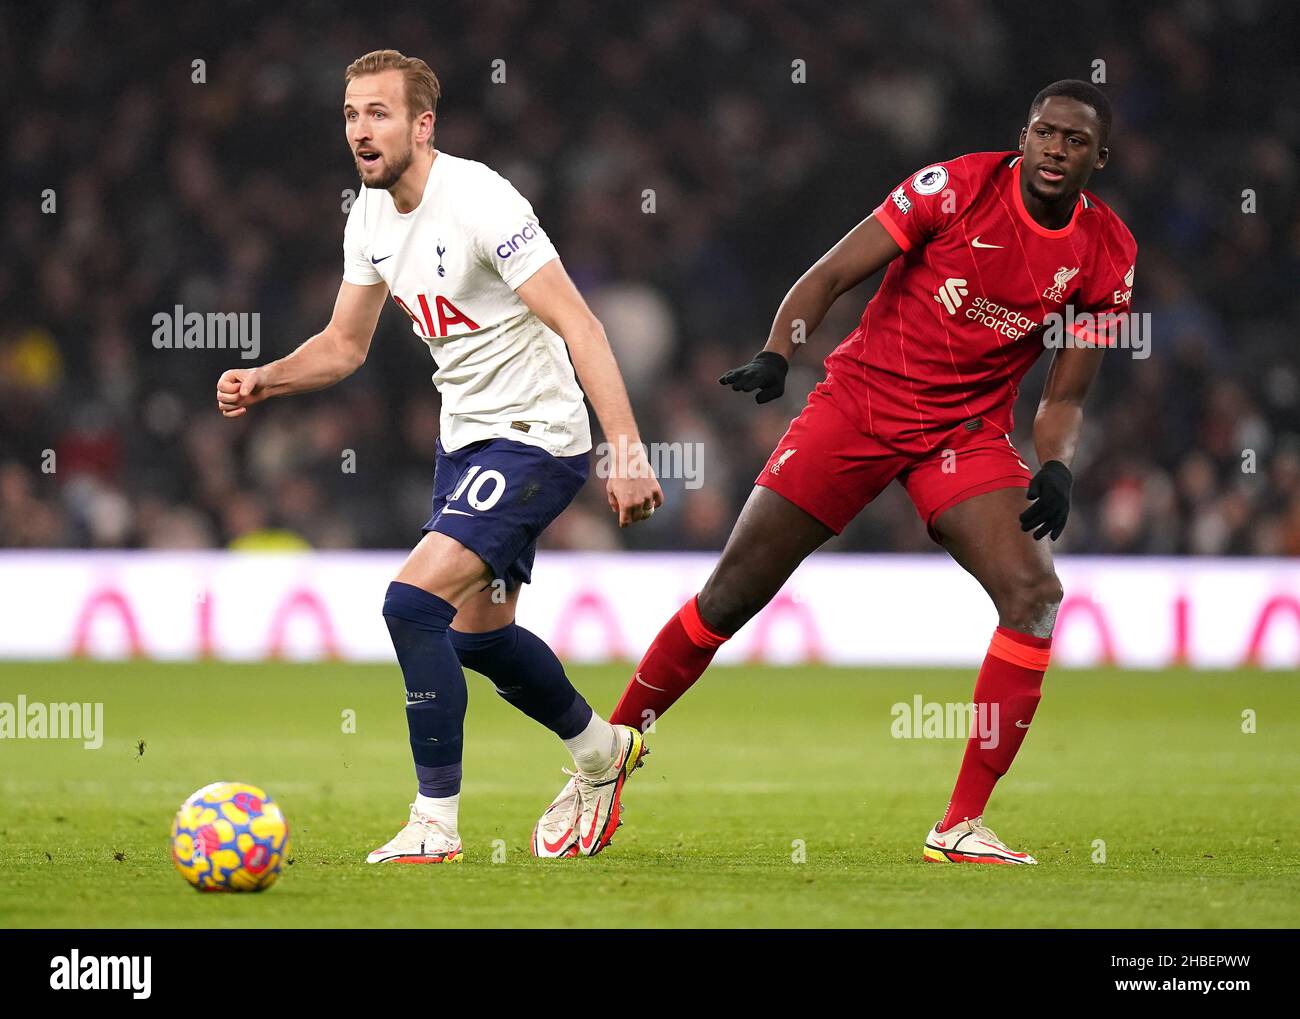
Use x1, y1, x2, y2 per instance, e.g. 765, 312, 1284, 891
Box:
634, 673, 666, 692
370, 254, 392, 264
971, 237, 1003, 249
1015, 720, 1031, 728
974, 840, 1026, 857
442, 508, 475, 517
579, 800, 602, 850
542, 826, 575, 854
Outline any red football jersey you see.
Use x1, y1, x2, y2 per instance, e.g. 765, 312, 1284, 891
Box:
824, 151, 1137, 453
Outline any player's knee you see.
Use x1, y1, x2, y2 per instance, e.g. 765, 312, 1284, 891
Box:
996, 570, 1063, 635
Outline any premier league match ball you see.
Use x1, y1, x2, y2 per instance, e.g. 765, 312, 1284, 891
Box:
170, 782, 290, 892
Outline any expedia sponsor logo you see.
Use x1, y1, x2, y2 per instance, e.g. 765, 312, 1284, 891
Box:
1114, 262, 1135, 304
891, 187, 913, 215
495, 220, 541, 259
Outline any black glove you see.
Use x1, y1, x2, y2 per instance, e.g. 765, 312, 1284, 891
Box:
719, 350, 789, 404
1019, 460, 1073, 541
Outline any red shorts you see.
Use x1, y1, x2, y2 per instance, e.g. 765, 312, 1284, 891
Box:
755, 383, 1032, 541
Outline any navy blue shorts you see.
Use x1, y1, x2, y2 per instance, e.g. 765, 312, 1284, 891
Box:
422, 438, 589, 589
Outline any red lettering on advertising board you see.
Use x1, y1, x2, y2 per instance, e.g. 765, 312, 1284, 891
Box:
267, 589, 340, 659
72, 588, 144, 657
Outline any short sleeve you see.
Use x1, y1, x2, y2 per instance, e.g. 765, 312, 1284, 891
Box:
468, 172, 560, 289
872, 160, 968, 252
1072, 226, 1138, 347
342, 191, 383, 286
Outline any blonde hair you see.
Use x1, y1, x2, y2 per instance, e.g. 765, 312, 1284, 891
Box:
345, 49, 441, 146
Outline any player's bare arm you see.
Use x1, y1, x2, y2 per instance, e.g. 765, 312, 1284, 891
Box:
1032, 342, 1104, 467
1018, 342, 1104, 540
216, 280, 388, 417
699, 216, 907, 621
721, 215, 902, 402
515, 258, 664, 527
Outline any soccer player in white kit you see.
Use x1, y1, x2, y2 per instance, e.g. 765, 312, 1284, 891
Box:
216, 50, 662, 862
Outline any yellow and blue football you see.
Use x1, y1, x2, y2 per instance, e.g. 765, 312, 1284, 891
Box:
170, 782, 290, 892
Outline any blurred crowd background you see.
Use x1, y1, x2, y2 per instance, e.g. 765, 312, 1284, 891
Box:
4, 0, 1299, 556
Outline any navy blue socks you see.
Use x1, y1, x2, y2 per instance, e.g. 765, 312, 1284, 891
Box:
384, 581, 607, 800
449, 623, 593, 739
382, 581, 467, 798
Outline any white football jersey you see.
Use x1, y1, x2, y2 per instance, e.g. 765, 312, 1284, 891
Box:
342, 151, 591, 457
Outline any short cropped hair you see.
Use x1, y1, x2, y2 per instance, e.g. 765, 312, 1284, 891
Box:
345, 49, 441, 146
1029, 79, 1112, 144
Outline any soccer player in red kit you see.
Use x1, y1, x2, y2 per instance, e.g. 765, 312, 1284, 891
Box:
533, 79, 1137, 863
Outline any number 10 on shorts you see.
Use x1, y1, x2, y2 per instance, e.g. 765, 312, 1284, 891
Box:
449, 465, 507, 511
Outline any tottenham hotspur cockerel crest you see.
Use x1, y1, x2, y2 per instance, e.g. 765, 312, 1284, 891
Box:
1043, 265, 1079, 303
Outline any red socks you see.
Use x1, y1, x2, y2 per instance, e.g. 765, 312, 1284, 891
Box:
609, 596, 729, 731
611, 608, 1048, 833
939, 626, 1052, 832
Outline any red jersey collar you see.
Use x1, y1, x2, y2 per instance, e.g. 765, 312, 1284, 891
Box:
1012, 159, 1082, 239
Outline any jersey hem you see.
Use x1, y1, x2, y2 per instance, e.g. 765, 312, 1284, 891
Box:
437, 423, 592, 459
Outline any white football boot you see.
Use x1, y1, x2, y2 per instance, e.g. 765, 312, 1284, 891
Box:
923, 816, 1037, 865
531, 724, 650, 859
366, 803, 463, 864
530, 775, 582, 858
572, 725, 649, 857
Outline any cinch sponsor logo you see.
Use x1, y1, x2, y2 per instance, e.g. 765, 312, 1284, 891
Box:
495, 220, 541, 259
50, 950, 151, 999
0, 696, 102, 749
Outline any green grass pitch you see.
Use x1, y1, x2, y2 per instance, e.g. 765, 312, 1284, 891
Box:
1, 661, 1297, 928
